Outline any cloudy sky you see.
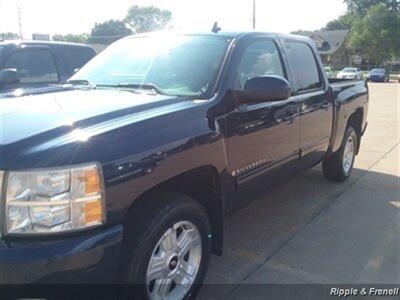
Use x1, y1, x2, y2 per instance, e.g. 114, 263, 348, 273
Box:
0, 0, 347, 38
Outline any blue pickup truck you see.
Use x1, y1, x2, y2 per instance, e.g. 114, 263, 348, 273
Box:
0, 40, 95, 93
0, 32, 368, 299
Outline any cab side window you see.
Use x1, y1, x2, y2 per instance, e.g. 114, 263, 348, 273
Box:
235, 40, 285, 89
4, 49, 59, 83
284, 41, 322, 92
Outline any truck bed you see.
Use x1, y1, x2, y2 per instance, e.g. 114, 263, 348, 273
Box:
328, 78, 363, 84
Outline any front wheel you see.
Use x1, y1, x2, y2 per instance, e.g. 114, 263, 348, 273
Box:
120, 192, 212, 300
323, 126, 358, 182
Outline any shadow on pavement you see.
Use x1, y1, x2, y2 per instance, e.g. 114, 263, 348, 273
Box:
200, 166, 399, 299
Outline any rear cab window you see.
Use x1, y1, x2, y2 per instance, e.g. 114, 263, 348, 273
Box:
284, 41, 323, 93
61, 47, 95, 75
4, 48, 59, 83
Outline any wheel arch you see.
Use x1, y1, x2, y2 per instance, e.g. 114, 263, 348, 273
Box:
347, 107, 363, 154
123, 165, 225, 256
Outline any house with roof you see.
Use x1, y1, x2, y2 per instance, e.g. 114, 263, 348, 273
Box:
308, 30, 353, 69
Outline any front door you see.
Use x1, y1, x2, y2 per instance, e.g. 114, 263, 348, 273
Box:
222, 39, 300, 194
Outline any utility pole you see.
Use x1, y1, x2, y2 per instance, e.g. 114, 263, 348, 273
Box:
18, 6, 23, 39
252, 0, 256, 30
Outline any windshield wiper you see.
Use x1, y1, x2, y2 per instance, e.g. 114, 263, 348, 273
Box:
98, 83, 168, 95
67, 79, 96, 89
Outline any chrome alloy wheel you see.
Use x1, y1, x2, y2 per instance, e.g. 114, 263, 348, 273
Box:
342, 135, 355, 174
146, 221, 202, 300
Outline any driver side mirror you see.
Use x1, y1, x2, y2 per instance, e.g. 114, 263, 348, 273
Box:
234, 75, 291, 105
0, 68, 21, 84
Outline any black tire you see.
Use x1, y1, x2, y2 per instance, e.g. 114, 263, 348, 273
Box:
120, 191, 212, 300
322, 126, 358, 182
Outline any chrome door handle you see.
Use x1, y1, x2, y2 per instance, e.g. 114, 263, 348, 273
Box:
321, 103, 330, 110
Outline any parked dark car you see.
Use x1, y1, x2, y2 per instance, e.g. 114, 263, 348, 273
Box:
367, 68, 390, 82
0, 40, 95, 93
0, 32, 368, 300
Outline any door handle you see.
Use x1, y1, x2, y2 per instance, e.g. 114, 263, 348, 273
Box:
321, 103, 330, 110
282, 115, 295, 124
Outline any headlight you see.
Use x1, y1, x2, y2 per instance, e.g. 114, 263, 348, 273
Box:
3, 163, 105, 235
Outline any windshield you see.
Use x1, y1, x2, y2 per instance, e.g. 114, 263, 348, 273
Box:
342, 68, 357, 73
72, 35, 230, 98
370, 68, 385, 74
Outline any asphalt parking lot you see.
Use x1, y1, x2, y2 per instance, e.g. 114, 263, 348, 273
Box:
200, 82, 399, 299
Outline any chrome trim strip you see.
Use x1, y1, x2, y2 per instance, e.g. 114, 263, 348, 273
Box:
0, 171, 4, 238
9, 195, 101, 207
236, 151, 300, 187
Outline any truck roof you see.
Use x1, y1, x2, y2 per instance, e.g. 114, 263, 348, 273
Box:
122, 30, 312, 43
0, 40, 93, 49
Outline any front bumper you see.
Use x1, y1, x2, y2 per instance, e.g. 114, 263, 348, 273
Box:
369, 77, 386, 82
337, 75, 356, 80
0, 224, 123, 284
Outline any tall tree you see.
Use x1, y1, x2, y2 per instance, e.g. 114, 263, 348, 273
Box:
323, 13, 355, 30
124, 5, 172, 33
324, 0, 400, 31
344, 0, 399, 16
348, 4, 400, 64
90, 19, 132, 44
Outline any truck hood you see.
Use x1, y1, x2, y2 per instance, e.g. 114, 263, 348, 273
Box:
0, 87, 203, 169
1, 87, 190, 145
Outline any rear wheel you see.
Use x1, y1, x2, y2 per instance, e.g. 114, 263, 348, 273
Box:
323, 126, 358, 182
120, 192, 212, 300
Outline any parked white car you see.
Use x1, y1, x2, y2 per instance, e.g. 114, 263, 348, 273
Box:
337, 67, 362, 80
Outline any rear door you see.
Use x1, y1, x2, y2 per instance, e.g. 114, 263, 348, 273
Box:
283, 40, 333, 165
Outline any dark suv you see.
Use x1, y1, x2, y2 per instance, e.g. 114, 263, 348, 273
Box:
0, 40, 96, 93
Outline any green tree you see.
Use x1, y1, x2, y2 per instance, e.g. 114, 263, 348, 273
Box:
125, 5, 172, 33
90, 19, 132, 44
348, 4, 400, 64
52, 34, 88, 43
323, 13, 355, 30
344, 0, 399, 16
323, 0, 399, 31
